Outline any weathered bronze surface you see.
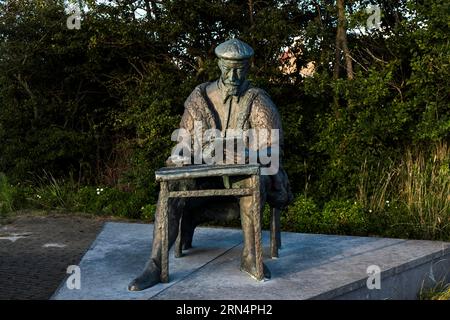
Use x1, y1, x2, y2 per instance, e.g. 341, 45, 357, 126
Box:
128, 39, 292, 291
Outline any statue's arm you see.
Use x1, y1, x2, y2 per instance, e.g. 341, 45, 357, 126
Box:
250, 91, 292, 206
166, 104, 196, 166
179, 107, 195, 133
249, 90, 284, 158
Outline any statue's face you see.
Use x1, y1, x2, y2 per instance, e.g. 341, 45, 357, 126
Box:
218, 59, 249, 96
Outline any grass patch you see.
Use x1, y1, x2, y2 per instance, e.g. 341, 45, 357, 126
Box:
0, 171, 155, 222
357, 142, 450, 240
420, 280, 450, 300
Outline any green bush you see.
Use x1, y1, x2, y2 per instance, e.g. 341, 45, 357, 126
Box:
321, 200, 367, 235
261, 204, 271, 230
0, 173, 14, 214
283, 195, 322, 233
0, 173, 30, 216
141, 203, 157, 222
281, 196, 368, 236
377, 201, 417, 239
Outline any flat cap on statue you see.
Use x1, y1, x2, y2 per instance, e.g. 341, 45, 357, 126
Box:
215, 38, 254, 61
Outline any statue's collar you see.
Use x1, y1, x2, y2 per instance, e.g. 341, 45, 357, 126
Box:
216, 78, 250, 104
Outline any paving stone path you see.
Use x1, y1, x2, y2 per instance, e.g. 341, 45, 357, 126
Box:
0, 214, 105, 299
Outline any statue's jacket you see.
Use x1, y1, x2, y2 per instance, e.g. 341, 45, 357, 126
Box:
179, 81, 293, 209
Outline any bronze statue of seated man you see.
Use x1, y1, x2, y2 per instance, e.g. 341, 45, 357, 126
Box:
129, 39, 292, 291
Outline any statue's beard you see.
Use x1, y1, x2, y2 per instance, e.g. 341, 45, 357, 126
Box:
223, 83, 240, 96
219, 76, 247, 99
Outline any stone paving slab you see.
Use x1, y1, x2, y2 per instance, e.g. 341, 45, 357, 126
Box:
52, 222, 244, 300
0, 214, 104, 300
53, 222, 450, 300
154, 233, 450, 300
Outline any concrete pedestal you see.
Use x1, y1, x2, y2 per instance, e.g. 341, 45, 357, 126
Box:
52, 222, 450, 300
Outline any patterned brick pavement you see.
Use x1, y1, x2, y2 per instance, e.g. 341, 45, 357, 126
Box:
0, 214, 105, 300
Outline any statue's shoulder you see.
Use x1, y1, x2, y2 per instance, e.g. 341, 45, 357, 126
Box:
183, 82, 218, 128
186, 82, 209, 100
246, 85, 282, 130
184, 82, 211, 109
247, 86, 270, 98
247, 86, 279, 115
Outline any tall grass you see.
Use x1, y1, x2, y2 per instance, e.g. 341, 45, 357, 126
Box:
420, 280, 450, 300
0, 169, 152, 219
400, 142, 450, 238
31, 170, 77, 210
357, 158, 396, 213
357, 142, 450, 240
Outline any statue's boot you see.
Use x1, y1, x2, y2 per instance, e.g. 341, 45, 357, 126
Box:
128, 259, 161, 291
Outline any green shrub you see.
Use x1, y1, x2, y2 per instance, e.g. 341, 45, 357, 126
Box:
141, 203, 157, 222
261, 204, 271, 230
379, 201, 419, 239
321, 200, 367, 235
0, 173, 31, 215
281, 195, 368, 236
0, 173, 14, 214
283, 195, 322, 233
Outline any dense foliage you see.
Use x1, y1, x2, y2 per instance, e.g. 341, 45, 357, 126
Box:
0, 0, 448, 239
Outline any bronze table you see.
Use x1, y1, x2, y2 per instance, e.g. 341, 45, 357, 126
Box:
154, 164, 265, 283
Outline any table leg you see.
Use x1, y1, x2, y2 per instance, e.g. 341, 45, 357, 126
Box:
251, 174, 264, 281
270, 207, 281, 258
160, 181, 169, 283
175, 214, 183, 258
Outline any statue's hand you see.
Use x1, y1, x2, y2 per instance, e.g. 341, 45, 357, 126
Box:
166, 155, 191, 167
165, 156, 176, 167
